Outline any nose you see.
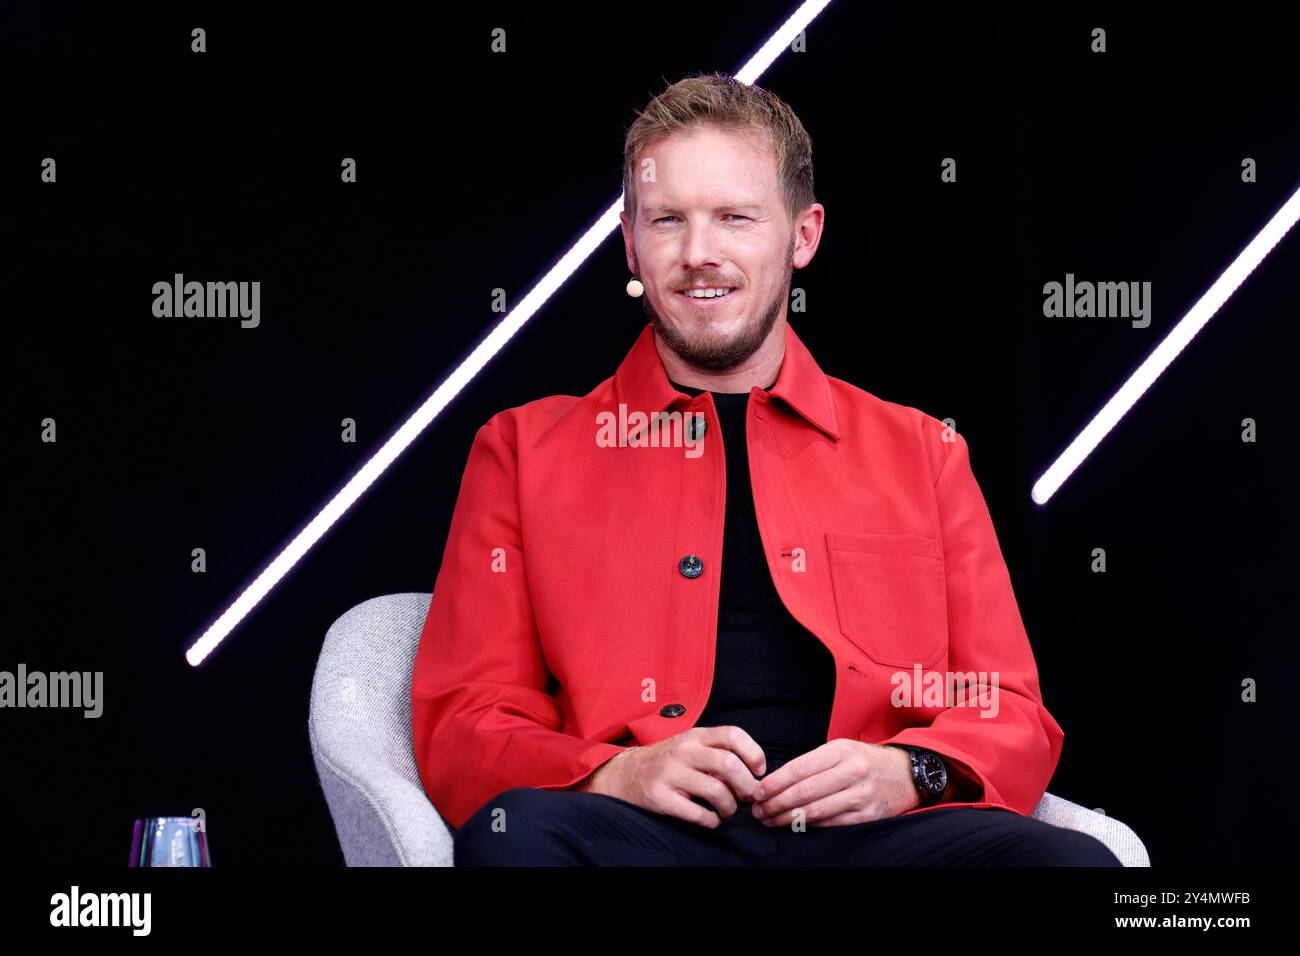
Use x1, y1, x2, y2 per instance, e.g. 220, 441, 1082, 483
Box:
680, 220, 725, 273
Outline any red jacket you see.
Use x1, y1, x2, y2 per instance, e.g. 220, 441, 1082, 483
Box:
412, 320, 1064, 830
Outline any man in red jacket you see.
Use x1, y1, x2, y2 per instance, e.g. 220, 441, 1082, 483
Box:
411, 72, 1120, 866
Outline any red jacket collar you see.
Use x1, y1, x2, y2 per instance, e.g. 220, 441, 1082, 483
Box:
613, 321, 842, 442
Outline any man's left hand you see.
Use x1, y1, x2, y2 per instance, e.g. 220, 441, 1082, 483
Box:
749, 739, 920, 827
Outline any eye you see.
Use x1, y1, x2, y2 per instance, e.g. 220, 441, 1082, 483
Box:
725, 214, 750, 221
653, 216, 678, 224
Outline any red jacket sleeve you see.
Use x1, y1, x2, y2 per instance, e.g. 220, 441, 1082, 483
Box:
411, 414, 628, 830
869, 427, 1064, 815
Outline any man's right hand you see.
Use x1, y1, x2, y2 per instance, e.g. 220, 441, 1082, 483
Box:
573, 726, 766, 828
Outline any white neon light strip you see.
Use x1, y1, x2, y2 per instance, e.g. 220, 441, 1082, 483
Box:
186, 0, 835, 665
1032, 183, 1300, 506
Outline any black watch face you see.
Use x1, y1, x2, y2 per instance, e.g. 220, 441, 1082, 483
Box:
918, 752, 948, 795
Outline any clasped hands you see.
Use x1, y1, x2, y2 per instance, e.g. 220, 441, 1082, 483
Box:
584, 725, 922, 829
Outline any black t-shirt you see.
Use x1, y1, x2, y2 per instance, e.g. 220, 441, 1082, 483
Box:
669, 379, 836, 774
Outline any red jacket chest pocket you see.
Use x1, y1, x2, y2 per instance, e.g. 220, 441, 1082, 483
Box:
826, 532, 948, 669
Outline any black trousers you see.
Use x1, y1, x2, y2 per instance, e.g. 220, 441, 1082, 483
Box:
453, 787, 1123, 866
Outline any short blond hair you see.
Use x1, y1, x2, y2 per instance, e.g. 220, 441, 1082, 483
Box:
623, 71, 816, 228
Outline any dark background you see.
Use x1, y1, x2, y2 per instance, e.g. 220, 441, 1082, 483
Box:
3, 1, 1296, 866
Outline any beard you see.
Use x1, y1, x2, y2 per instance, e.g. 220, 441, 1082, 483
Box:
640, 236, 795, 373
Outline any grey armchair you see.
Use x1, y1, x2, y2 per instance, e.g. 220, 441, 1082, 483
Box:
309, 592, 1150, 866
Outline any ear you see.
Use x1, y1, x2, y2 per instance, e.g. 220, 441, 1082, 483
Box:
792, 202, 826, 269
619, 211, 638, 274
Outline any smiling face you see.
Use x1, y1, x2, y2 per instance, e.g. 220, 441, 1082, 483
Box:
621, 124, 821, 374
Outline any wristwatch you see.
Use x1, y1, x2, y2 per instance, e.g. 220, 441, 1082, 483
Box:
888, 744, 948, 805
